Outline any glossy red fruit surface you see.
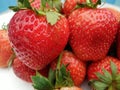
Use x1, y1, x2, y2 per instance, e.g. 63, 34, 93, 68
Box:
13, 58, 49, 82
8, 9, 69, 70
68, 8, 118, 61
51, 50, 86, 86
87, 56, 120, 80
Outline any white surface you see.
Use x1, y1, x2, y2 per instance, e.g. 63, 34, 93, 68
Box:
0, 4, 120, 90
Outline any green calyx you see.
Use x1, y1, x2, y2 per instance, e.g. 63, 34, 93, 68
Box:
9, 0, 62, 25
75, 0, 101, 9
32, 52, 74, 90
89, 61, 120, 90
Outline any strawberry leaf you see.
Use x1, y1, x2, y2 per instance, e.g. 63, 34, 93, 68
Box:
32, 72, 53, 90
110, 61, 117, 79
91, 80, 108, 90
48, 69, 56, 86
52, 0, 62, 12
46, 11, 60, 25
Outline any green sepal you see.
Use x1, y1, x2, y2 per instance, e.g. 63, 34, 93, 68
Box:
55, 64, 74, 88
115, 74, 120, 83
52, 0, 62, 12
96, 70, 112, 84
48, 68, 56, 86
32, 71, 53, 90
46, 11, 61, 25
55, 52, 74, 88
90, 80, 108, 90
110, 61, 117, 80
9, 0, 32, 12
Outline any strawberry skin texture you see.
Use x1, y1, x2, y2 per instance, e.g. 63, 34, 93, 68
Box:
68, 8, 118, 61
13, 58, 49, 82
8, 9, 69, 70
51, 50, 86, 86
0, 30, 13, 68
87, 56, 120, 80
63, 0, 97, 16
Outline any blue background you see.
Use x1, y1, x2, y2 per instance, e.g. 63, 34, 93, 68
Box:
0, 0, 120, 13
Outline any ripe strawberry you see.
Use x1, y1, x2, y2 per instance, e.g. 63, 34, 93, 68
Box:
8, 0, 69, 70
0, 30, 13, 68
59, 86, 83, 90
87, 56, 120, 90
51, 50, 86, 86
68, 7, 118, 61
63, 0, 98, 16
13, 58, 49, 82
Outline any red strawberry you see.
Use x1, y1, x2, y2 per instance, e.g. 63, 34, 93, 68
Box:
8, 1, 69, 70
87, 56, 120, 90
68, 7, 118, 61
51, 50, 86, 86
63, 0, 98, 16
0, 30, 13, 68
13, 58, 49, 82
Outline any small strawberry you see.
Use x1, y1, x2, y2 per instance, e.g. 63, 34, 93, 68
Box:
0, 29, 14, 68
87, 56, 120, 90
68, 0, 118, 61
51, 50, 86, 86
8, 0, 69, 70
13, 58, 49, 82
63, 0, 98, 16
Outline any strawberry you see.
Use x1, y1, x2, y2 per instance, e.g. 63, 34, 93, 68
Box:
0, 30, 13, 68
87, 56, 120, 90
31, 52, 84, 90
51, 50, 86, 86
63, 0, 98, 16
8, 0, 69, 70
68, 1, 118, 61
13, 57, 49, 82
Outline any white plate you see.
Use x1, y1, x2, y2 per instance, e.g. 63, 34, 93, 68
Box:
0, 3, 120, 90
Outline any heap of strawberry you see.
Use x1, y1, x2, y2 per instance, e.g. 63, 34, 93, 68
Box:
1, 0, 120, 90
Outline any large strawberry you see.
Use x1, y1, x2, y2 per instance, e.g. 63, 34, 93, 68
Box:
8, 0, 69, 70
51, 50, 86, 86
0, 29, 14, 68
87, 56, 120, 90
63, 0, 98, 16
13, 57, 49, 82
68, 0, 118, 61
